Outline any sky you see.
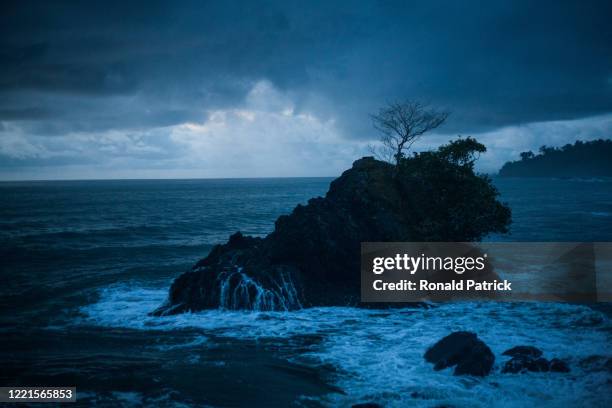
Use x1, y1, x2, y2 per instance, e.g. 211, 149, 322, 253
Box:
1, 0, 611, 180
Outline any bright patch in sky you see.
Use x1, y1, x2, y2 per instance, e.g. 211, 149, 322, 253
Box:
0, 81, 366, 179
1, 81, 611, 180
169, 80, 364, 177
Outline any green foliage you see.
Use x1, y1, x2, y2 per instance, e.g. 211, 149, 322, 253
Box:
395, 138, 511, 241
499, 139, 612, 177
436, 137, 486, 168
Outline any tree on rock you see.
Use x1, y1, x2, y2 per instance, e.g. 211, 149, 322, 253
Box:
436, 136, 486, 168
153, 135, 512, 314
371, 100, 449, 165
396, 138, 511, 241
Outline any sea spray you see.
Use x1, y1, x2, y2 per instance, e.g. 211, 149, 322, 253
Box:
79, 285, 612, 407
217, 268, 301, 311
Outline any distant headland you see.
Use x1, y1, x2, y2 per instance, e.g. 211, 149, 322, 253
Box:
498, 139, 612, 178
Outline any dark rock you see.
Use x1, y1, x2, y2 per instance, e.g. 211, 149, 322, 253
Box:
152, 147, 511, 314
424, 331, 495, 376
351, 403, 383, 408
549, 358, 570, 373
502, 346, 543, 359
502, 357, 549, 373
501, 352, 570, 374
579, 355, 612, 373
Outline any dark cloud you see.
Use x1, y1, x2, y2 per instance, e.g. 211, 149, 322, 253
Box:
0, 0, 611, 177
3, 1, 611, 126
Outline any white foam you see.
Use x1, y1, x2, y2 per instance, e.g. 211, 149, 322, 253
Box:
80, 283, 612, 407
216, 269, 301, 310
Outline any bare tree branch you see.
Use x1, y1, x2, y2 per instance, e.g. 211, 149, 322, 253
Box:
371, 100, 449, 165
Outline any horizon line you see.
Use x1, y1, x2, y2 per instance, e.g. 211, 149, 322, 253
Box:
0, 172, 504, 183
0, 175, 341, 183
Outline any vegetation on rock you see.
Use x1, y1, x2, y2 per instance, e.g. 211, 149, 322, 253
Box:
153, 137, 511, 314
499, 139, 612, 177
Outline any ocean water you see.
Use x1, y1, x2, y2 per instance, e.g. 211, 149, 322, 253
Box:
0, 177, 611, 407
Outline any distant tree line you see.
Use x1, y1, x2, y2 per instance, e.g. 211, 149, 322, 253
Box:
498, 139, 612, 177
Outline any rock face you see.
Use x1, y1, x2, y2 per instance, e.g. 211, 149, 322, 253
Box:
154, 157, 399, 315
502, 346, 543, 359
424, 331, 495, 376
501, 346, 570, 373
152, 151, 510, 315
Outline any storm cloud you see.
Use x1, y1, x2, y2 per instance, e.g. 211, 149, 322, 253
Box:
1, 0, 611, 179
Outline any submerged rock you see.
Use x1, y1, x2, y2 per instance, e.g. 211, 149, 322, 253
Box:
548, 358, 571, 373
502, 346, 543, 359
501, 346, 570, 374
578, 355, 612, 373
424, 331, 495, 376
153, 142, 511, 315
502, 357, 550, 373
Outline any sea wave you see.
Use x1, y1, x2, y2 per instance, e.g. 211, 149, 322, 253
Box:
78, 283, 612, 407
0, 224, 219, 250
